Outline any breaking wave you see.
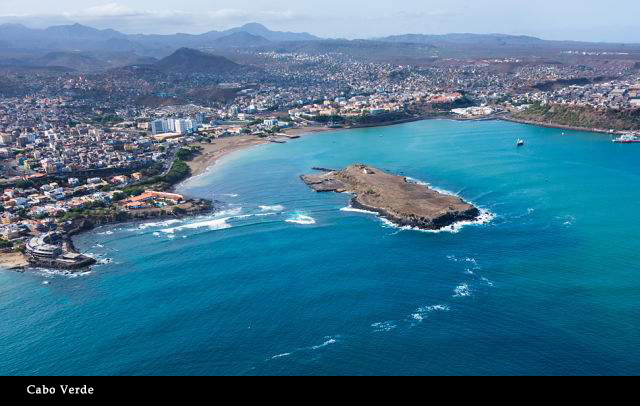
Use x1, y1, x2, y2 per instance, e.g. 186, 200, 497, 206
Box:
340, 206, 379, 215
453, 284, 472, 298
379, 210, 494, 234
161, 218, 232, 234
410, 304, 451, 323
311, 337, 338, 350
371, 321, 398, 332
270, 353, 291, 360
396, 176, 496, 234
285, 213, 316, 225
259, 205, 285, 212
267, 335, 339, 362
33, 268, 92, 279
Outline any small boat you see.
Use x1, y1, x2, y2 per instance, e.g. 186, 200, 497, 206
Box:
613, 134, 640, 143
516, 139, 525, 147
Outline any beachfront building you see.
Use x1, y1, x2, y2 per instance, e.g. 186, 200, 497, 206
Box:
119, 191, 185, 211
25, 233, 63, 259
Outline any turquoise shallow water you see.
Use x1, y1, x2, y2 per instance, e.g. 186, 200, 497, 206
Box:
2, 119, 640, 375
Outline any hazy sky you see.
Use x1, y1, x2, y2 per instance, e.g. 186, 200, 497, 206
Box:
0, 0, 637, 42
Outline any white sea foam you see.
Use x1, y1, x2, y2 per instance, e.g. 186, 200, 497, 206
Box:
153, 208, 248, 235
285, 214, 316, 225
558, 215, 575, 227
270, 353, 291, 360
371, 321, 397, 332
424, 304, 451, 312
126, 208, 245, 235
448, 254, 482, 275
84, 252, 113, 265
405, 176, 429, 187
253, 213, 278, 218
161, 217, 232, 234
399, 177, 496, 234
216, 207, 243, 217
33, 268, 92, 279
97, 230, 114, 236
340, 181, 493, 233
481, 277, 495, 287
267, 335, 340, 362
379, 209, 495, 234
453, 284, 472, 298
311, 337, 337, 350
125, 219, 183, 232
259, 205, 285, 212
340, 206, 379, 215
411, 304, 451, 323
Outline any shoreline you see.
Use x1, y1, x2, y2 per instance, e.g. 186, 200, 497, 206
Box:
181, 114, 627, 190
301, 164, 481, 231
2, 116, 622, 274
499, 115, 623, 135
185, 127, 340, 180
0, 251, 30, 271
0, 201, 214, 273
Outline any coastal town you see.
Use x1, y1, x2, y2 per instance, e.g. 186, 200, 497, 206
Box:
4, 0, 640, 380
2, 26, 640, 270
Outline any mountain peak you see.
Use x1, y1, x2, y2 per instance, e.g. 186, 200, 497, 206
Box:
240, 22, 268, 31
154, 48, 241, 73
0, 23, 28, 29
225, 22, 319, 42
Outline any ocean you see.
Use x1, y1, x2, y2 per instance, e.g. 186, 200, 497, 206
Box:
1, 119, 640, 375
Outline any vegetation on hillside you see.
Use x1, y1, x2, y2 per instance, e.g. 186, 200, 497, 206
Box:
162, 159, 191, 185
0, 239, 13, 249
514, 103, 640, 131
314, 111, 412, 126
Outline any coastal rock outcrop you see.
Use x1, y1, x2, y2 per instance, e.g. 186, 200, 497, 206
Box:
301, 164, 480, 231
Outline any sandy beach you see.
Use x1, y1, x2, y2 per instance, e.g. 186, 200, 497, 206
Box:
0, 252, 29, 270
188, 127, 337, 178
187, 135, 268, 178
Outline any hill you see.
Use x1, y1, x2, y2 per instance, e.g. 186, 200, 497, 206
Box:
213, 32, 271, 48
513, 103, 640, 131
223, 23, 318, 42
378, 33, 545, 46
34, 52, 109, 71
154, 48, 241, 73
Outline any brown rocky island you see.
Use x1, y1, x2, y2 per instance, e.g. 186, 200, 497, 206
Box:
301, 164, 481, 231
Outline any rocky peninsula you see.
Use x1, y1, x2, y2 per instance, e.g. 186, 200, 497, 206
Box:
301, 165, 480, 230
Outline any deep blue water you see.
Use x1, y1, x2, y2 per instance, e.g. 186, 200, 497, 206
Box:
2, 119, 640, 375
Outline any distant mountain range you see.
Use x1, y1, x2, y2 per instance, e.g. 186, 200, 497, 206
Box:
0, 22, 319, 53
377, 33, 546, 46
1, 22, 639, 72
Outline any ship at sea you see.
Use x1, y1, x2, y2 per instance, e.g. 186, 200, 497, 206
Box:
613, 134, 640, 143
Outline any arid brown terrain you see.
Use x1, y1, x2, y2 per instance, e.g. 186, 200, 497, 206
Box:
301, 164, 480, 230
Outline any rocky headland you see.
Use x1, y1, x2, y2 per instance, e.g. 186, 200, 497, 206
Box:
301, 164, 480, 230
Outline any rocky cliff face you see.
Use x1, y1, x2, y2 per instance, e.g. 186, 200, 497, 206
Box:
302, 164, 480, 230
